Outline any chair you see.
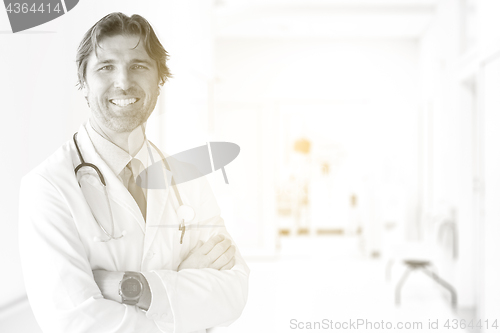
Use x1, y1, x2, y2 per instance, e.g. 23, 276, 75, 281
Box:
386, 208, 458, 308
395, 259, 457, 307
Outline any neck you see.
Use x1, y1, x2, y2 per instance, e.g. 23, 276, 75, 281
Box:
89, 117, 146, 156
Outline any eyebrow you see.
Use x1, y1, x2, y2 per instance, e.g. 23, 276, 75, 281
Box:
94, 59, 114, 65
131, 58, 155, 67
93, 58, 155, 67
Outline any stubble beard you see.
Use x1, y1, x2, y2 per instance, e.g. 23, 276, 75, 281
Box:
89, 97, 157, 133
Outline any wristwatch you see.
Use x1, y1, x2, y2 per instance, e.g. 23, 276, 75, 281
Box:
119, 271, 144, 305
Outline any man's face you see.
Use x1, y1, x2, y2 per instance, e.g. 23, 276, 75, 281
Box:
83, 34, 160, 133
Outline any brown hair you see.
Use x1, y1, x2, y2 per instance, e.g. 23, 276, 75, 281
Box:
76, 12, 172, 89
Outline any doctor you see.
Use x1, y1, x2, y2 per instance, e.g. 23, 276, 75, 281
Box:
19, 12, 249, 333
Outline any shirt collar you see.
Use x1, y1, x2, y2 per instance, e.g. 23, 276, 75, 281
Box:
84, 121, 150, 176
134, 139, 150, 171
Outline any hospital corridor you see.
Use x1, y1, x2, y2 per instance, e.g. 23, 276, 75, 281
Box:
1, 0, 499, 332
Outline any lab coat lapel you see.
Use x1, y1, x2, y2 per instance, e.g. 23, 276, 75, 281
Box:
142, 184, 168, 255
142, 144, 170, 255
76, 125, 146, 234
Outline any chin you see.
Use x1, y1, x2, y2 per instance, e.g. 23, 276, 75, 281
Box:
90, 104, 152, 133
114, 114, 152, 132
110, 121, 143, 133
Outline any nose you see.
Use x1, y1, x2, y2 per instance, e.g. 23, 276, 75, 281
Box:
113, 67, 132, 91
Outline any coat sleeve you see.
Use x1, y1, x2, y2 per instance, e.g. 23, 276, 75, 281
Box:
143, 175, 250, 333
18, 173, 161, 333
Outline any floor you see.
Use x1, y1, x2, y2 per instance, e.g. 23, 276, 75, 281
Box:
0, 299, 42, 333
0, 236, 471, 333
227, 236, 469, 333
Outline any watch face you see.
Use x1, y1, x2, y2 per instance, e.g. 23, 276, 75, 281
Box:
121, 278, 142, 298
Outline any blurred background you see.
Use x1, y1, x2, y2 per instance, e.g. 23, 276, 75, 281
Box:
1, 0, 499, 332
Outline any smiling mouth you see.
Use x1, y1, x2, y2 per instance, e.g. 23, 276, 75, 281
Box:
109, 98, 139, 107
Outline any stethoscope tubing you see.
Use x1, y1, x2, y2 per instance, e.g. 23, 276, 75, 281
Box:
74, 133, 124, 241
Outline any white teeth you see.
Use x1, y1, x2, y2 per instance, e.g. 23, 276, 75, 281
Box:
110, 98, 138, 106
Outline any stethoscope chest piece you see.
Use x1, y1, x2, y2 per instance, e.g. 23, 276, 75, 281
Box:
177, 204, 195, 223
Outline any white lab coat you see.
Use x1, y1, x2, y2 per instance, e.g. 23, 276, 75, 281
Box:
18, 125, 250, 333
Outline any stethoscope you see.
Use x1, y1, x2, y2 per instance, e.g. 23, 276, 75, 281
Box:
73, 132, 195, 243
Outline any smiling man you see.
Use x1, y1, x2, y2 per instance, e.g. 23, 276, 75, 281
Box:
19, 13, 249, 333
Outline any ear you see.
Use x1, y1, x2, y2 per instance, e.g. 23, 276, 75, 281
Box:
81, 82, 88, 97
81, 83, 90, 107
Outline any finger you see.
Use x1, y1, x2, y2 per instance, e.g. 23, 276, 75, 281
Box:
211, 245, 236, 270
219, 256, 236, 270
206, 238, 232, 263
190, 240, 204, 254
199, 234, 225, 255
178, 241, 205, 271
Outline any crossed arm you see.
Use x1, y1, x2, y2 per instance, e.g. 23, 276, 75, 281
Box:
93, 234, 236, 310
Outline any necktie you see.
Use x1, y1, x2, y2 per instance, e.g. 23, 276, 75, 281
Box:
126, 158, 147, 221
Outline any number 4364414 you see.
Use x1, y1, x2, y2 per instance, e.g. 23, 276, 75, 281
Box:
6, 3, 62, 14
444, 319, 498, 330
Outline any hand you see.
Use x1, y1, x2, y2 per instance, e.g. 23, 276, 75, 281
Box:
177, 234, 236, 271
93, 270, 123, 303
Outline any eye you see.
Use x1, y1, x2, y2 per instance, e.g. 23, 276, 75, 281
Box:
132, 64, 147, 70
98, 65, 113, 71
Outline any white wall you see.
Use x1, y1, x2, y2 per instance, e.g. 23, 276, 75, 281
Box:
477, 1, 500, 324
418, 0, 479, 311
418, 0, 500, 320
481, 56, 500, 332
